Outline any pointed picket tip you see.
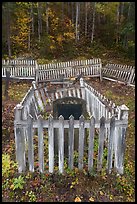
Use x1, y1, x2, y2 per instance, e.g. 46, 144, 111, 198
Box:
90, 115, 95, 123
48, 114, 53, 120
79, 115, 85, 120
59, 115, 64, 120
69, 115, 74, 120
28, 113, 33, 120
15, 103, 23, 110
38, 114, 43, 120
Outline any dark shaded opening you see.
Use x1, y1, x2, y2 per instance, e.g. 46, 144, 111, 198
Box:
57, 104, 82, 120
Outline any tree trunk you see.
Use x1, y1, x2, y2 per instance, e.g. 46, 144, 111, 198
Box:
7, 2, 11, 57
85, 2, 88, 36
91, 2, 96, 44
120, 2, 124, 22
71, 2, 74, 24
126, 2, 132, 48
75, 2, 80, 42
46, 2, 49, 34
116, 3, 120, 44
37, 2, 42, 42
31, 3, 34, 34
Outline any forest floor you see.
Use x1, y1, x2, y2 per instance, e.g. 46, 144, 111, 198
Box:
2, 62, 135, 202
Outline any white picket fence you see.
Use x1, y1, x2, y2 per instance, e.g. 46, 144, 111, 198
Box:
14, 77, 129, 175
2, 58, 102, 81
20, 78, 120, 122
17, 78, 128, 124
14, 103, 128, 175
102, 63, 135, 86
2, 59, 135, 86
2, 59, 36, 79
35, 58, 102, 82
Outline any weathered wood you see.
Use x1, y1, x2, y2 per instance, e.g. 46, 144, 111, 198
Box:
38, 115, 44, 172
127, 68, 135, 85
78, 115, 85, 170
88, 116, 95, 171
5, 70, 10, 99
32, 81, 44, 111
48, 115, 54, 173
102, 64, 135, 86
58, 115, 64, 173
14, 104, 26, 173
27, 114, 34, 172
107, 116, 115, 174
68, 115, 74, 169
97, 116, 105, 171
114, 104, 128, 175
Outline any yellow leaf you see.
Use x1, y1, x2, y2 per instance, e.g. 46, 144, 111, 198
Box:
74, 196, 81, 202
100, 191, 104, 195
89, 197, 94, 202
10, 184, 14, 189
109, 195, 113, 200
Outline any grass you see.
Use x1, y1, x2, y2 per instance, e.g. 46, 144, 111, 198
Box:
2, 75, 135, 202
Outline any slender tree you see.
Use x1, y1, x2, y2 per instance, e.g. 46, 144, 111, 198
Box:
31, 2, 34, 34
71, 2, 74, 24
85, 2, 88, 36
91, 2, 96, 44
46, 2, 49, 34
6, 2, 12, 57
116, 3, 120, 44
37, 2, 42, 42
75, 2, 80, 42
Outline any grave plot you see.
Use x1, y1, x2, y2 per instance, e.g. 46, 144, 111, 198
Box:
14, 77, 129, 175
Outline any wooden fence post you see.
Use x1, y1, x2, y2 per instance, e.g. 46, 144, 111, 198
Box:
99, 59, 102, 81
58, 115, 64, 173
97, 116, 105, 171
32, 81, 44, 111
35, 61, 39, 83
107, 116, 115, 174
38, 115, 44, 173
68, 115, 74, 170
78, 115, 85, 170
27, 114, 34, 172
48, 115, 54, 173
14, 104, 26, 173
88, 116, 95, 172
5, 70, 10, 100
80, 78, 85, 100
114, 104, 129, 175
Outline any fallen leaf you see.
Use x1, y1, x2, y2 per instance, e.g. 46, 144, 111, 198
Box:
89, 196, 94, 202
74, 196, 81, 202
109, 195, 113, 200
100, 191, 104, 195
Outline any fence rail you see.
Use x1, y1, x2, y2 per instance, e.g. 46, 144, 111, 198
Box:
37, 58, 101, 70
2, 59, 36, 65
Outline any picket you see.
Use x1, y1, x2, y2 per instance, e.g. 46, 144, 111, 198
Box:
68, 115, 75, 170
